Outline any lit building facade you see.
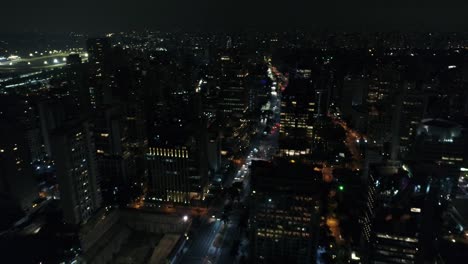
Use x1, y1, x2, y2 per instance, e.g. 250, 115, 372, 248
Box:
411, 118, 466, 197
146, 123, 208, 204
278, 77, 316, 157
362, 162, 446, 263
394, 89, 428, 158
249, 159, 321, 263
146, 146, 191, 204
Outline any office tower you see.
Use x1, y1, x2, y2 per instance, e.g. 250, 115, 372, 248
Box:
360, 163, 400, 245
25, 127, 45, 162
86, 37, 112, 109
86, 38, 143, 205
219, 76, 249, 118
365, 69, 400, 149
120, 64, 149, 187
147, 144, 191, 204
93, 108, 124, 166
340, 76, 369, 120
146, 123, 208, 204
65, 56, 92, 116
365, 163, 443, 264
0, 95, 45, 162
206, 127, 222, 174
408, 119, 466, 197
214, 50, 253, 159
217, 52, 249, 119
86, 37, 111, 66
350, 105, 368, 134
93, 106, 133, 205
394, 91, 428, 158
249, 159, 321, 263
278, 77, 315, 157
0, 120, 38, 212
38, 99, 72, 158
0, 95, 40, 212
247, 63, 270, 114
50, 120, 102, 225
366, 80, 395, 106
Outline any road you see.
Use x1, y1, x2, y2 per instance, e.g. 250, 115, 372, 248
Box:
330, 116, 364, 170
176, 63, 282, 264
178, 219, 223, 264
0, 52, 87, 72
213, 63, 282, 263
177, 128, 273, 264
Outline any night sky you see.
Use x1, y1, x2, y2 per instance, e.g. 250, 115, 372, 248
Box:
1, 0, 468, 33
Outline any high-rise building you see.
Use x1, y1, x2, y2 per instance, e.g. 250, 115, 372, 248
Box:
86, 37, 112, 110
0, 95, 45, 162
217, 52, 249, 119
86, 38, 111, 66
85, 37, 144, 206
395, 92, 428, 158
340, 76, 369, 119
38, 99, 70, 158
220, 85, 248, 116
0, 120, 38, 212
146, 124, 208, 204
364, 163, 443, 264
249, 159, 321, 263
206, 127, 221, 174
65, 57, 92, 116
278, 77, 316, 157
50, 120, 102, 225
408, 119, 466, 197
147, 145, 192, 204
93, 107, 130, 203
0, 96, 40, 212
365, 73, 400, 150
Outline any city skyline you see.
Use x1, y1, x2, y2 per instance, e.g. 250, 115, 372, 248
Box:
1, 9, 468, 263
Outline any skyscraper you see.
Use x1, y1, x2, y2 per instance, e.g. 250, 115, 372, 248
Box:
278, 77, 316, 157
0, 120, 38, 212
146, 123, 208, 204
217, 51, 249, 119
0, 95, 40, 212
249, 159, 322, 263
51, 120, 102, 224
364, 163, 443, 264
409, 119, 466, 197
86, 37, 112, 109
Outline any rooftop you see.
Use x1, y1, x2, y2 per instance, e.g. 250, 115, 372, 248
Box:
250, 158, 322, 195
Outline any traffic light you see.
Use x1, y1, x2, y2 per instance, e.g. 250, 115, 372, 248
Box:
338, 185, 344, 191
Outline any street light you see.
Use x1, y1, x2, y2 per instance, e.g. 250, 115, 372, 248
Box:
183, 215, 188, 222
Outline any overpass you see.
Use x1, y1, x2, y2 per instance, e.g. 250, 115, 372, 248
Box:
0, 52, 88, 72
